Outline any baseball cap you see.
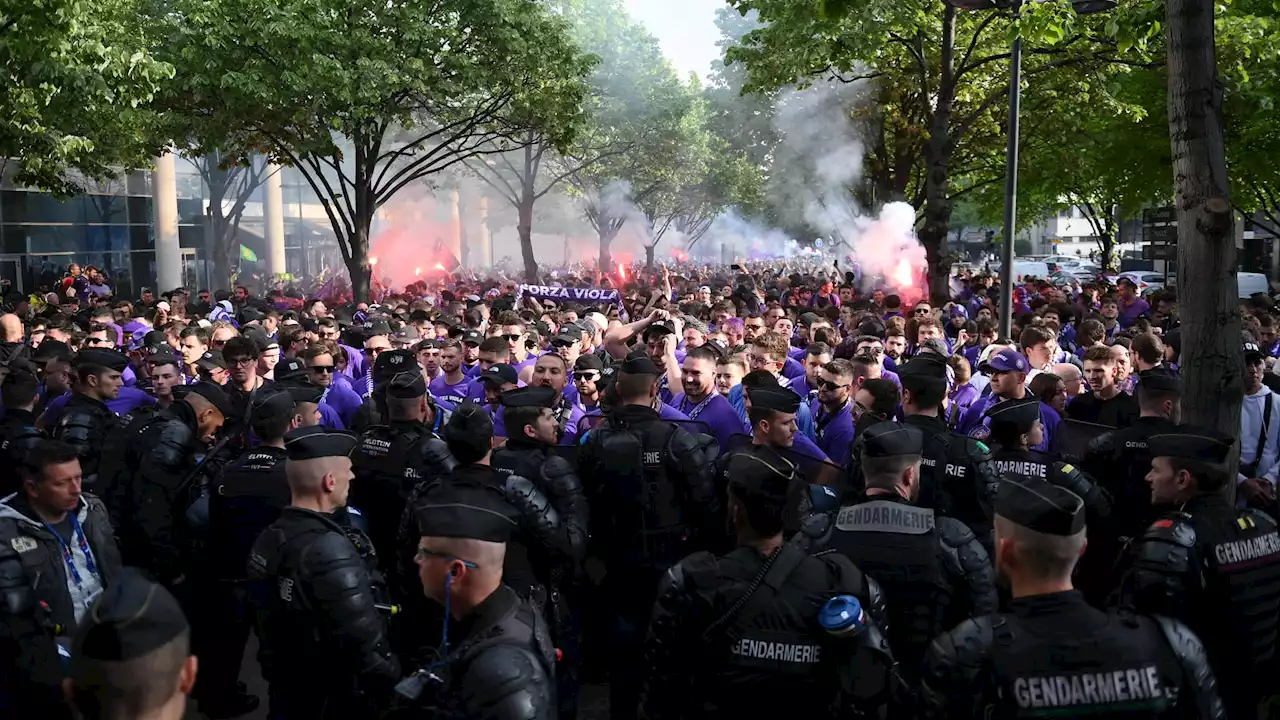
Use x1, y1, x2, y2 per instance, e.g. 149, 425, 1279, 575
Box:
1245, 341, 1266, 363
478, 363, 518, 386
980, 348, 1029, 374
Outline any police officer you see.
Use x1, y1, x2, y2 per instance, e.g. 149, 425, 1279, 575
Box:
399, 486, 557, 719
351, 369, 457, 576
53, 347, 128, 491
1078, 368, 1181, 605
986, 397, 1111, 535
577, 353, 718, 720
826, 421, 996, 677
920, 477, 1225, 719
0, 367, 45, 497
108, 381, 233, 586
896, 355, 1001, 542
352, 348, 441, 434
491, 385, 589, 720
1124, 426, 1280, 720
200, 389, 304, 718
642, 449, 894, 720
247, 425, 401, 719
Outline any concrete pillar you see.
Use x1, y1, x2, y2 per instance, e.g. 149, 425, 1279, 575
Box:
264, 163, 286, 276
475, 196, 491, 268
446, 190, 462, 263
152, 153, 181, 291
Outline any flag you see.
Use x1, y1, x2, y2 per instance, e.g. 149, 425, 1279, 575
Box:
239, 245, 259, 263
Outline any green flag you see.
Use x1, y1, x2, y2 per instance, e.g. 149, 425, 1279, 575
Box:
239, 245, 259, 263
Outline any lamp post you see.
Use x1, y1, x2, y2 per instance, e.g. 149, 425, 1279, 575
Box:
942, 0, 1116, 340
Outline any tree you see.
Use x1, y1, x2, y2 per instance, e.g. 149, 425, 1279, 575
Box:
2, 0, 171, 194
183, 153, 270, 288
726, 0, 1149, 303
153, 0, 592, 300
1166, 0, 1244, 455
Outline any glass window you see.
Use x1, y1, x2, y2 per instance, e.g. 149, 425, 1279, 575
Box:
130, 225, 154, 251
84, 194, 128, 224
126, 171, 151, 196
2, 191, 87, 224
130, 252, 155, 295
178, 198, 206, 224
84, 225, 130, 252
179, 225, 203, 249
127, 196, 153, 225
28, 255, 76, 292
1, 225, 28, 254
26, 225, 86, 254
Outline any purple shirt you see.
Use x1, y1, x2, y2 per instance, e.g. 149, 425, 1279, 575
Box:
949, 383, 980, 422
321, 380, 364, 427
429, 373, 472, 406
781, 356, 806, 383
812, 402, 855, 466
1118, 297, 1150, 328
958, 392, 1060, 454
668, 392, 740, 450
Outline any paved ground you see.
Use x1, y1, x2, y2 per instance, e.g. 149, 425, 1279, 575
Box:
184, 635, 611, 720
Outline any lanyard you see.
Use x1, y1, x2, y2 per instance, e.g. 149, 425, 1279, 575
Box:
681, 393, 716, 421
42, 513, 98, 588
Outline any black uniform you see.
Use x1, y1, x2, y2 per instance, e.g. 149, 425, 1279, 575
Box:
921, 476, 1225, 720
641, 450, 892, 720
247, 427, 400, 719
1126, 494, 1280, 719
902, 413, 1001, 538
52, 393, 118, 491
577, 396, 717, 720
351, 418, 456, 574
990, 447, 1111, 528
828, 491, 996, 675
0, 408, 44, 496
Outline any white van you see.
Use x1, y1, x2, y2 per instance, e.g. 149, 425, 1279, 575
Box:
1009, 261, 1051, 283
1238, 272, 1269, 299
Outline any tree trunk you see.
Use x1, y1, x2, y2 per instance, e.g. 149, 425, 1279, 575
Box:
645, 244, 656, 269
346, 220, 372, 302
206, 155, 233, 289
599, 223, 619, 273
1167, 0, 1243, 471
921, 10, 957, 307
517, 185, 538, 283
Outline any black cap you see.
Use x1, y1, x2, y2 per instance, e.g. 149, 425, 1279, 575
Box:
143, 330, 168, 349
387, 371, 427, 399
1137, 368, 1181, 394
364, 319, 392, 337
724, 447, 797, 502
1245, 341, 1266, 363
996, 478, 1085, 536
897, 354, 949, 380
284, 426, 359, 461
252, 389, 296, 424
196, 350, 227, 371
574, 354, 604, 373
394, 325, 422, 342
275, 357, 308, 382
747, 386, 802, 413
705, 338, 730, 359
1148, 425, 1234, 464
74, 568, 189, 662
619, 354, 660, 375
985, 397, 1041, 431
500, 386, 557, 408
32, 339, 72, 363
185, 381, 234, 419
372, 349, 417, 383
239, 307, 264, 325
414, 493, 517, 544
860, 421, 925, 458
73, 348, 129, 372
461, 329, 483, 346
478, 363, 518, 386
643, 320, 675, 339
434, 315, 460, 329
242, 328, 274, 353
552, 328, 581, 346
284, 383, 324, 405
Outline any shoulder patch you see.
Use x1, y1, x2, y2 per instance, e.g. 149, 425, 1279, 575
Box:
1060, 463, 1074, 473
975, 441, 989, 453
11, 536, 37, 553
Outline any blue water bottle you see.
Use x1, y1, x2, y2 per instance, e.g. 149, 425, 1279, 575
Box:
819, 594, 865, 639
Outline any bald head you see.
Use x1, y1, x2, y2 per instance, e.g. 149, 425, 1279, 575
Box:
0, 314, 22, 343
1052, 363, 1083, 398
286, 456, 352, 495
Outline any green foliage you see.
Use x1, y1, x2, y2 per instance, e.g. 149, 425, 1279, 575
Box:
1, 0, 172, 194
151, 0, 593, 297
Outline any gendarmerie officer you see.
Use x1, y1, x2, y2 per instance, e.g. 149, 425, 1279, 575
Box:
351, 368, 457, 577
1077, 368, 1181, 605
53, 348, 128, 491
247, 425, 401, 719
825, 421, 996, 677
896, 355, 1001, 544
0, 367, 46, 497
921, 477, 1225, 719
577, 353, 718, 720
398, 481, 557, 720
1124, 426, 1280, 720
491, 385, 589, 720
642, 449, 894, 720
106, 381, 233, 586
200, 388, 309, 718
986, 397, 1111, 535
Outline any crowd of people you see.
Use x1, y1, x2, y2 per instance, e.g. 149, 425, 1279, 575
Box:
0, 258, 1277, 720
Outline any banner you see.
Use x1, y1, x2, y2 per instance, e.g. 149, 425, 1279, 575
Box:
517, 284, 627, 319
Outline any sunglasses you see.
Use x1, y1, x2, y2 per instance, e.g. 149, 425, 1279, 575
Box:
915, 308, 932, 315
307, 365, 335, 374
84, 337, 109, 346
552, 340, 575, 349
503, 334, 523, 342
228, 356, 256, 366
819, 379, 848, 391
365, 347, 386, 356
574, 371, 601, 381
416, 547, 479, 569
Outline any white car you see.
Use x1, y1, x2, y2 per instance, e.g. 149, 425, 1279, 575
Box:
1117, 271, 1166, 295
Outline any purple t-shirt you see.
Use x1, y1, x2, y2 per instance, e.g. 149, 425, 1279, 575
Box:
1118, 297, 1150, 328
668, 392, 739, 450
429, 373, 472, 406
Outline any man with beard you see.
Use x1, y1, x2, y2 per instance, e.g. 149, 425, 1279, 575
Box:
813, 359, 856, 466
573, 354, 605, 414
920, 477, 1224, 719
461, 329, 483, 377
428, 339, 470, 406
669, 346, 742, 451
464, 336, 513, 404
530, 353, 585, 446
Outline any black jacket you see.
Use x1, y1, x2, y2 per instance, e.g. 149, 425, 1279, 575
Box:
248, 506, 400, 710
51, 393, 118, 491
920, 591, 1223, 719
491, 439, 589, 564
0, 409, 44, 497
207, 445, 290, 581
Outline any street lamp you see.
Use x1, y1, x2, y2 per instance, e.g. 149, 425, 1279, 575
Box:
942, 0, 1116, 339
